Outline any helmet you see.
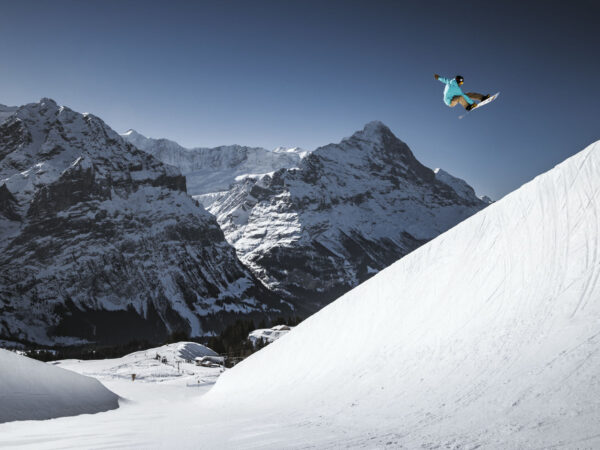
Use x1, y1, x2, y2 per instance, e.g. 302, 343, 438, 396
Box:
455, 75, 464, 84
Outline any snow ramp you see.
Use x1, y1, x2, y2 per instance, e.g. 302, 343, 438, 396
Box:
0, 349, 119, 423
202, 141, 600, 448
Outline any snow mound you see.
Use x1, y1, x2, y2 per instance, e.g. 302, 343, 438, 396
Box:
146, 341, 217, 361
203, 140, 600, 446
0, 349, 119, 423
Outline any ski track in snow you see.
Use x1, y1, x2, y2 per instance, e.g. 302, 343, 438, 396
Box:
1, 141, 600, 448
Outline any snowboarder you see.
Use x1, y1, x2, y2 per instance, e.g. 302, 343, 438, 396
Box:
434, 74, 489, 111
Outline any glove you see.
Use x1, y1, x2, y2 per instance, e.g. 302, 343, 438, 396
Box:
434, 74, 439, 80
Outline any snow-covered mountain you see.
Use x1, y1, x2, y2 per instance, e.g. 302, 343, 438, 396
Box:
207, 121, 488, 314
120, 129, 306, 205
197, 139, 600, 448
0, 99, 290, 345
434, 167, 480, 203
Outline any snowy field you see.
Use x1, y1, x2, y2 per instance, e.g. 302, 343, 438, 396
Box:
1, 141, 600, 448
0, 343, 224, 448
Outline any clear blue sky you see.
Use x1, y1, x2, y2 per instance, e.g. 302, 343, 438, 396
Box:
1, 0, 598, 199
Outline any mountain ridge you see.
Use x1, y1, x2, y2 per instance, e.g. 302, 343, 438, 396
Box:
121, 129, 307, 202
207, 121, 488, 313
0, 98, 289, 345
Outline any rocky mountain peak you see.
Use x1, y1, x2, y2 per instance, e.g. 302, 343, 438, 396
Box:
122, 129, 142, 138
302, 121, 434, 190
207, 122, 489, 314
0, 99, 288, 345
16, 98, 60, 120
39, 97, 58, 108
349, 120, 394, 142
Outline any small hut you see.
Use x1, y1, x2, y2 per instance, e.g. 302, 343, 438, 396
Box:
195, 355, 225, 367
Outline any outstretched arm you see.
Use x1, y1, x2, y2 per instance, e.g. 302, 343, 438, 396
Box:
435, 74, 450, 84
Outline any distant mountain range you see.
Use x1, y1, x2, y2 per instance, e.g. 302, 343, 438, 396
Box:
127, 121, 490, 315
206, 121, 489, 313
121, 129, 307, 206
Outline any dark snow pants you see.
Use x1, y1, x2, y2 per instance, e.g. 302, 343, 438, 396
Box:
449, 93, 485, 109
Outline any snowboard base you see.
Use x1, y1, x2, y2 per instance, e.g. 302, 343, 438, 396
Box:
459, 92, 500, 119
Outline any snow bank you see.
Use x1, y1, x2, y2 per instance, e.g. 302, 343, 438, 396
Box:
203, 140, 600, 446
0, 349, 119, 423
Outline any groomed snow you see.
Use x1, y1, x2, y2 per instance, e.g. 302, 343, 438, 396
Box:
0, 349, 119, 423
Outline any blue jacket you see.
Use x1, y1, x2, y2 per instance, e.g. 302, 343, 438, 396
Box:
438, 76, 473, 106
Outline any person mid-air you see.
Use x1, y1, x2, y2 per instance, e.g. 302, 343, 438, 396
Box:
434, 74, 490, 111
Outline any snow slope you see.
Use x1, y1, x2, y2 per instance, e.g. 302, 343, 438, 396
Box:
0, 349, 119, 423
198, 139, 600, 447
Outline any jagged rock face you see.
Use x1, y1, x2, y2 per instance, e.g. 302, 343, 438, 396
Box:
0, 99, 288, 345
208, 121, 488, 314
0, 184, 19, 222
121, 129, 306, 205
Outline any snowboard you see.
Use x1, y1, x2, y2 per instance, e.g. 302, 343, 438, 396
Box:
459, 92, 500, 119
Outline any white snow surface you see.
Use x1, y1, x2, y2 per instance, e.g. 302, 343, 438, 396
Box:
1, 140, 599, 447
0, 349, 119, 423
